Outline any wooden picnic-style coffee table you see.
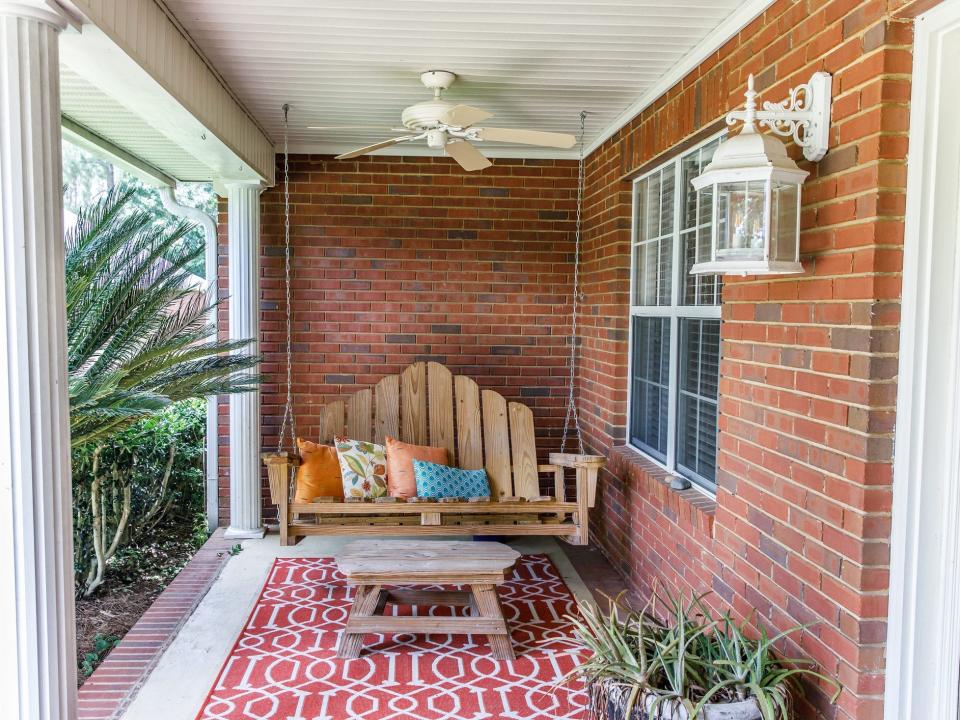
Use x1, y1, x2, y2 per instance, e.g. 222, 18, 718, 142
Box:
335, 539, 521, 660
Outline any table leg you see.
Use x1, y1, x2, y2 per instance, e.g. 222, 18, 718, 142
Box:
338, 583, 382, 659
471, 584, 514, 660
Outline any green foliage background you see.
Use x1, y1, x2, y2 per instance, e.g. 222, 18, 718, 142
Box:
62, 141, 215, 278
72, 399, 207, 590
62, 140, 256, 596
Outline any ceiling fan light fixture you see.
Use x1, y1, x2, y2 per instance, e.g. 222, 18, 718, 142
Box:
426, 129, 446, 149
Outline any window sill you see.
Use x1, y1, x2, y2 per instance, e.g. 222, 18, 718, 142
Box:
607, 445, 716, 537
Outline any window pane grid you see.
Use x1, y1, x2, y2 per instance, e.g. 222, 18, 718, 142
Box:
629, 135, 723, 492
677, 319, 720, 486
681, 140, 723, 307
630, 317, 670, 461
633, 166, 675, 307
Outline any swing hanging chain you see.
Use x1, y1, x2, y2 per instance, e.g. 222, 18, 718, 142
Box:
561, 110, 588, 455
277, 103, 297, 454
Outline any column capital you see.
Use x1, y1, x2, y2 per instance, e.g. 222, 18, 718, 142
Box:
0, 1, 68, 29
223, 178, 267, 192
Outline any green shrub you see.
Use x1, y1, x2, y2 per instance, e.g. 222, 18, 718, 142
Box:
72, 398, 207, 596
79, 634, 120, 678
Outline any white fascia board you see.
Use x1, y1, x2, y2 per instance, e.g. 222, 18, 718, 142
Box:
57, 3, 273, 184
583, 0, 775, 157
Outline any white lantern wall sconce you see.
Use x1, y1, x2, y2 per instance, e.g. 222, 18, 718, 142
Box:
690, 71, 833, 276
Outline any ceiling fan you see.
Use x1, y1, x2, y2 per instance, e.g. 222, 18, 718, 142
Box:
308, 70, 576, 171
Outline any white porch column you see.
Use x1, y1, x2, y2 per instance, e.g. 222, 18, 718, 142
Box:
0, 3, 77, 720
225, 180, 266, 539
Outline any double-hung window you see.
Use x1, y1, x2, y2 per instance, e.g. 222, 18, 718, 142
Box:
629, 135, 723, 491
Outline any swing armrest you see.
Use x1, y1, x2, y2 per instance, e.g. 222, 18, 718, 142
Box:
548, 453, 605, 469
262, 451, 301, 468
262, 452, 300, 506
548, 453, 604, 510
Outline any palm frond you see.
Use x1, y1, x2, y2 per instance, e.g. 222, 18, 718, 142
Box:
67, 185, 260, 448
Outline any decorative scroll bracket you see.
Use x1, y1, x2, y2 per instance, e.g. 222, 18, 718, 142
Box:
726, 71, 833, 162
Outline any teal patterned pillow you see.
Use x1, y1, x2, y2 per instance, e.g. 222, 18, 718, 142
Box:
413, 460, 491, 499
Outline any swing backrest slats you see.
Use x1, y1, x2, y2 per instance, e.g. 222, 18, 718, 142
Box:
314, 361, 541, 500
400, 362, 428, 445
374, 375, 400, 444
346, 388, 372, 442
320, 401, 345, 442
427, 363, 456, 464
455, 375, 483, 470
481, 389, 512, 498
509, 402, 539, 499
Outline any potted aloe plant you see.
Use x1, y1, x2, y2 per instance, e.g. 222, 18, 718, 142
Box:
565, 590, 841, 720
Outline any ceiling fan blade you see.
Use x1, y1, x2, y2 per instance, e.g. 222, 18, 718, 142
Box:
439, 104, 493, 128
335, 136, 415, 159
474, 127, 576, 149
445, 139, 492, 172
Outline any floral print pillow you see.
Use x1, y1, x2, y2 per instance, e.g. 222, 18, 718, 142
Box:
334, 436, 388, 499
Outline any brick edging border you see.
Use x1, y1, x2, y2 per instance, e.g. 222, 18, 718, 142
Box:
76, 530, 235, 720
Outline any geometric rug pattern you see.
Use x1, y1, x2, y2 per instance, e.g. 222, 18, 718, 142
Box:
196, 555, 588, 720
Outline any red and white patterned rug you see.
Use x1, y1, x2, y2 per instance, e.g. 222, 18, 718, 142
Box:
196, 554, 588, 720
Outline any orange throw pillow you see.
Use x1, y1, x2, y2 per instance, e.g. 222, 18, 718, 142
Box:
385, 436, 449, 499
294, 438, 344, 503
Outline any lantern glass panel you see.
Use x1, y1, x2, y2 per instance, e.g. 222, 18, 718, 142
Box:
769, 181, 800, 263
717, 180, 767, 261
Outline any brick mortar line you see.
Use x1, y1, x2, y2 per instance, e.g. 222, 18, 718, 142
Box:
727, 371, 897, 412
719, 417, 894, 484
720, 451, 894, 533
712, 510, 891, 607
719, 436, 893, 522
725, 389, 896, 443
725, 351, 898, 377
709, 534, 889, 664
726, 406, 894, 448
722, 299, 900, 311
712, 502, 891, 583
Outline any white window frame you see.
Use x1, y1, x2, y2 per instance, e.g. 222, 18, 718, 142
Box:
626, 132, 724, 492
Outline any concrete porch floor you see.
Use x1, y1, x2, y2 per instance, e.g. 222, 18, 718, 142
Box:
118, 534, 615, 720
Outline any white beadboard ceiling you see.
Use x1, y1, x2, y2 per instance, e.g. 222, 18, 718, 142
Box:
161, 0, 771, 159
60, 67, 216, 182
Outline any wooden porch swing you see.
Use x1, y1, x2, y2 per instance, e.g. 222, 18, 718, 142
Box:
261, 107, 603, 546
263, 361, 604, 545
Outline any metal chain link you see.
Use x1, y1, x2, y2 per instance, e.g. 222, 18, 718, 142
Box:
561, 111, 588, 455
277, 103, 297, 453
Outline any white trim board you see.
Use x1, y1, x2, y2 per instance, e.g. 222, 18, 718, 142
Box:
885, 3, 960, 719
582, 0, 773, 157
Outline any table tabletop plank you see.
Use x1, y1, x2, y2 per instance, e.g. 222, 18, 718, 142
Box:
336, 540, 520, 581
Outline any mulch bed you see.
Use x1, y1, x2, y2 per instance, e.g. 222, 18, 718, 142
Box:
75, 520, 207, 686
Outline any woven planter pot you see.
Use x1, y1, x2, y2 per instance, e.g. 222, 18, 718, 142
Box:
594, 681, 763, 720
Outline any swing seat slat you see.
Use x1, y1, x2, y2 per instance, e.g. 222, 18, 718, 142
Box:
262, 361, 604, 546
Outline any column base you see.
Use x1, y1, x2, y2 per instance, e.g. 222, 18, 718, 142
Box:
224, 526, 266, 540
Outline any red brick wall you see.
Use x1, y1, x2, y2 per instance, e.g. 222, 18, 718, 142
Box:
579, 2, 921, 719
216, 155, 578, 524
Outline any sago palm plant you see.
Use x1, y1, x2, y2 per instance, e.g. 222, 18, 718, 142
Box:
67, 185, 259, 448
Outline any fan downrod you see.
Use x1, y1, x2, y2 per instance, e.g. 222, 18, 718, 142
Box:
420, 70, 457, 98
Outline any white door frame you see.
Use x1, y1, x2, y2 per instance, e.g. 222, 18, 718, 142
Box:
885, 3, 960, 718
